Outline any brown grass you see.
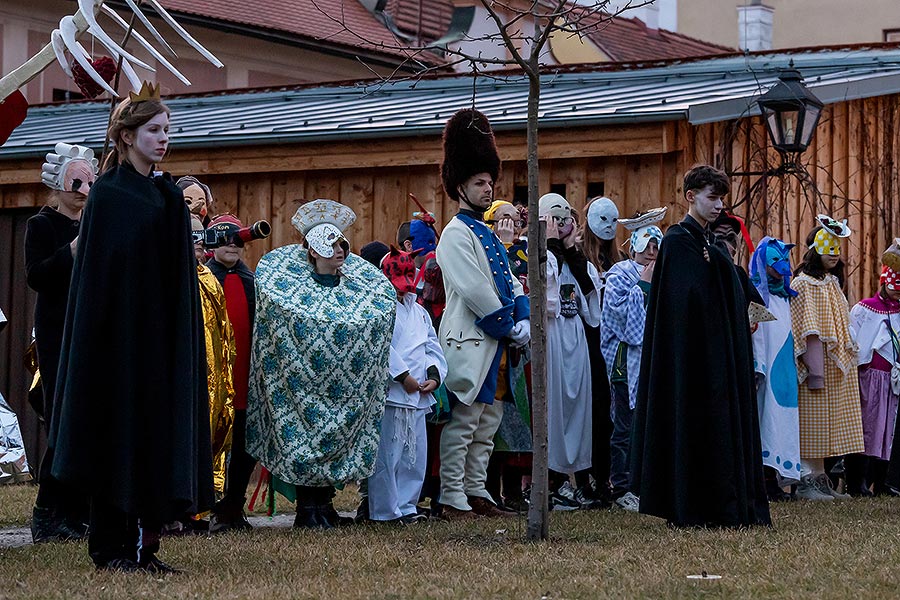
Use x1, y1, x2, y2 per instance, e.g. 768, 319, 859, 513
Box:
2, 483, 900, 599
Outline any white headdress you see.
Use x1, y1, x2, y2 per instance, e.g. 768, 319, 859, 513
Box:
291, 199, 356, 258
41, 142, 98, 191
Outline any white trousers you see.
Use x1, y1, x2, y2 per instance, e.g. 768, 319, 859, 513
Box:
439, 399, 504, 511
368, 406, 428, 521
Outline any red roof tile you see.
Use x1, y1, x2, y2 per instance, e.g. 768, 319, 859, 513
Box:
156, 0, 729, 67
381, 0, 730, 62
384, 0, 454, 43
584, 14, 733, 61
157, 0, 438, 64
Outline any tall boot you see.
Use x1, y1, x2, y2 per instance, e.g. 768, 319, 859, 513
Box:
844, 453, 873, 497
870, 459, 898, 496
294, 486, 329, 529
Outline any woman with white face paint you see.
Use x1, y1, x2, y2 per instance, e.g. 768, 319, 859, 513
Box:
50, 85, 213, 574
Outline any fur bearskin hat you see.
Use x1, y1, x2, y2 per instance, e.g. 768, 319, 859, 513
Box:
440, 108, 501, 202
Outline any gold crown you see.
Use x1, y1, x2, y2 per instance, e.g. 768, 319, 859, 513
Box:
128, 81, 161, 103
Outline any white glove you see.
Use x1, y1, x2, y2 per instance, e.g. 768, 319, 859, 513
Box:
509, 320, 531, 348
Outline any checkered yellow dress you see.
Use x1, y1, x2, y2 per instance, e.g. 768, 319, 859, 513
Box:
791, 273, 865, 458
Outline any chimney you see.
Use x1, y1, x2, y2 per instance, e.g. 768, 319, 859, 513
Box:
604, 1, 658, 30
642, 3, 660, 30
738, 1, 774, 51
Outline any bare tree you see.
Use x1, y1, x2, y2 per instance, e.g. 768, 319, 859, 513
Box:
314, 0, 653, 540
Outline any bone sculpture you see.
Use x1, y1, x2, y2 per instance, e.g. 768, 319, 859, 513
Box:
0, 0, 223, 103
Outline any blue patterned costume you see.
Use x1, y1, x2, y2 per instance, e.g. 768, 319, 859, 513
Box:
246, 246, 396, 486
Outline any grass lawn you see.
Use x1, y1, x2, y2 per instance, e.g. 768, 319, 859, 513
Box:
2, 483, 900, 599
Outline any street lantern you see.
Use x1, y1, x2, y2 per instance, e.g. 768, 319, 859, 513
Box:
757, 68, 824, 154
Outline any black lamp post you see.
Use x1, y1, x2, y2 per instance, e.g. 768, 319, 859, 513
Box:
757, 68, 824, 155
727, 67, 825, 210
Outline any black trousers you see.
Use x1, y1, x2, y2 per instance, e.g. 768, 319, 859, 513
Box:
35, 418, 88, 523
223, 409, 257, 509
584, 324, 612, 496
88, 498, 161, 567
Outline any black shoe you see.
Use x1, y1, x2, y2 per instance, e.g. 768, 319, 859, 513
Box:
96, 558, 142, 573
877, 485, 900, 497
293, 505, 327, 529
398, 513, 427, 525
499, 496, 529, 514
320, 503, 354, 527
209, 499, 253, 533
31, 506, 86, 543
139, 555, 182, 575
574, 485, 609, 510
848, 485, 874, 498
765, 478, 795, 502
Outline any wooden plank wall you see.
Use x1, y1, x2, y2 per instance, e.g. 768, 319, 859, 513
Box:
3, 95, 899, 465
684, 96, 900, 305
0, 209, 41, 473
1, 96, 897, 299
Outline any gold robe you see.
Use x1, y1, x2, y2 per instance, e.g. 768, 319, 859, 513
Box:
198, 264, 236, 494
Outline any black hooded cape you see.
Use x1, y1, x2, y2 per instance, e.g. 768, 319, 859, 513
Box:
49, 162, 214, 523
630, 215, 770, 528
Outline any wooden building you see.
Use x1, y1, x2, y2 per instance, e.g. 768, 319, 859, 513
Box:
3, 45, 900, 463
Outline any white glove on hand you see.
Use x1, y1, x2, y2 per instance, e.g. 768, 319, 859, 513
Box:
509, 320, 531, 348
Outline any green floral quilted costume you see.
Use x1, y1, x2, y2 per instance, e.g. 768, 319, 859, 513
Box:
246, 246, 395, 486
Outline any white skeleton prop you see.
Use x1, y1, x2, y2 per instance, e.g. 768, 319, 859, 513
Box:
0, 0, 223, 103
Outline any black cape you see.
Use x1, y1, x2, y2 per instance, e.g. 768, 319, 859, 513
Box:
630, 215, 770, 528
24, 206, 79, 423
49, 162, 214, 523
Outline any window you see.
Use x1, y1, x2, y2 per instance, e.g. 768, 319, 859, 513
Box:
586, 181, 605, 201
513, 185, 528, 207
884, 29, 900, 42
52, 88, 85, 103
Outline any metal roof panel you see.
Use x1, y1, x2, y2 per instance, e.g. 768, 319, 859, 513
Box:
4, 46, 900, 158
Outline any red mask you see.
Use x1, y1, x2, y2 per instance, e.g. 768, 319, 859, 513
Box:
382, 246, 418, 295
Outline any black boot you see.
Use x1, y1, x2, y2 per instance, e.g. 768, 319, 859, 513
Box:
139, 554, 182, 574
31, 506, 86, 543
209, 497, 252, 533
293, 504, 327, 529
870, 459, 896, 496
764, 467, 794, 502
844, 454, 873, 497
319, 503, 354, 527
294, 505, 322, 529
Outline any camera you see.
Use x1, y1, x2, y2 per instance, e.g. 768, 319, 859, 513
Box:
199, 220, 271, 248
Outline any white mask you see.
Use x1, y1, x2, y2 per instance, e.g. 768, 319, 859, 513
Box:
587, 197, 619, 241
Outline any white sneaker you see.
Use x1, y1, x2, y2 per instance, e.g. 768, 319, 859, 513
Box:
795, 475, 834, 501
814, 473, 850, 500
615, 492, 640, 512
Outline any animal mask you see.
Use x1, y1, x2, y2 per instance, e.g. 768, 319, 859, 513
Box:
381, 246, 418, 295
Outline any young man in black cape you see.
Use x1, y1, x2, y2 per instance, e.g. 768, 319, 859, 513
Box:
630, 165, 771, 528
